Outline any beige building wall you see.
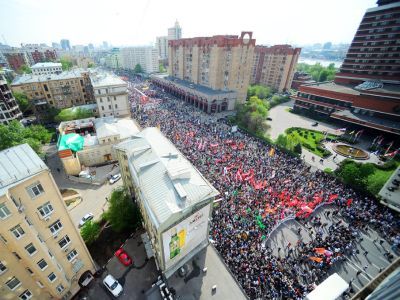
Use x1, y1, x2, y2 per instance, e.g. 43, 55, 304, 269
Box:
0, 170, 96, 300
61, 156, 82, 176
168, 32, 255, 103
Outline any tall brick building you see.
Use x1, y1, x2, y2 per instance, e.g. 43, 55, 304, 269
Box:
251, 45, 301, 92
293, 0, 400, 136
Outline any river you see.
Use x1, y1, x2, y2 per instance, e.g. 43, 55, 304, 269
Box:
298, 58, 343, 68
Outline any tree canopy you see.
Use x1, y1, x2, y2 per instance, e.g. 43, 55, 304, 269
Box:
80, 220, 101, 245
18, 65, 32, 74
104, 188, 141, 233
55, 108, 94, 122
237, 96, 270, 134
296, 63, 336, 82
60, 57, 73, 71
247, 85, 273, 100
134, 64, 144, 74
13, 91, 31, 113
0, 120, 52, 154
159, 63, 166, 73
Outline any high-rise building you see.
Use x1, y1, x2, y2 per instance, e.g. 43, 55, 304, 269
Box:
293, 0, 400, 136
120, 47, 159, 73
168, 20, 182, 40
155, 32, 255, 109
0, 70, 23, 124
156, 36, 169, 60
52, 43, 61, 50
60, 39, 71, 51
251, 45, 301, 92
102, 41, 109, 50
0, 143, 96, 300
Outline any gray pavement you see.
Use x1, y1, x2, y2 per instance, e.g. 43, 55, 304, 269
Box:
44, 145, 123, 228
266, 205, 398, 294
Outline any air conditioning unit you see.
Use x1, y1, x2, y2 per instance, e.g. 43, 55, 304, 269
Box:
18, 205, 25, 213
53, 234, 58, 239
64, 247, 69, 253
44, 216, 50, 222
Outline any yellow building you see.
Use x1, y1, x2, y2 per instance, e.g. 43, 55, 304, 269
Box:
251, 45, 301, 92
0, 144, 96, 300
11, 69, 94, 110
166, 32, 256, 105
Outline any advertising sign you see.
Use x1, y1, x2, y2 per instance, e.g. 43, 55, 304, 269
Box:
162, 204, 211, 270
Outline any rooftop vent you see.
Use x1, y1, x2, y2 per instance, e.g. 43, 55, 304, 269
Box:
173, 182, 187, 200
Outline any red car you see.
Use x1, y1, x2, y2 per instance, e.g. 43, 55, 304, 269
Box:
114, 248, 133, 266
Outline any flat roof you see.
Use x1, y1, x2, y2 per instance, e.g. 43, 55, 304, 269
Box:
12, 68, 87, 85
93, 117, 140, 140
303, 81, 360, 95
31, 62, 62, 69
306, 273, 348, 300
332, 110, 400, 130
90, 73, 126, 88
151, 74, 235, 96
115, 127, 219, 228
0, 144, 47, 196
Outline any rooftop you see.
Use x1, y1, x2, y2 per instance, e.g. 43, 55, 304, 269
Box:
378, 166, 400, 212
0, 144, 48, 196
303, 81, 360, 95
31, 62, 62, 69
90, 73, 126, 88
12, 68, 87, 85
331, 110, 400, 131
115, 127, 219, 228
152, 74, 235, 96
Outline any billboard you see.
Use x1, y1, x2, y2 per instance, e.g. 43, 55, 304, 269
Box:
162, 204, 211, 270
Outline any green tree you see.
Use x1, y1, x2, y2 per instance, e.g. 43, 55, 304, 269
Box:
106, 188, 141, 233
0, 121, 52, 153
336, 161, 363, 188
80, 220, 101, 245
318, 69, 329, 82
296, 62, 337, 83
294, 143, 302, 154
55, 108, 94, 122
159, 63, 166, 73
275, 134, 288, 149
134, 64, 143, 74
18, 65, 32, 74
247, 85, 272, 100
87, 62, 95, 68
60, 57, 73, 71
13, 91, 31, 113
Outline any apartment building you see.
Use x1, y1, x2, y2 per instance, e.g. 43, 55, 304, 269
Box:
160, 32, 255, 109
0, 144, 96, 300
31, 62, 63, 76
91, 73, 130, 117
168, 20, 182, 41
0, 71, 23, 124
251, 45, 301, 92
120, 47, 159, 73
11, 69, 94, 110
21, 44, 58, 66
1, 48, 30, 71
156, 36, 169, 60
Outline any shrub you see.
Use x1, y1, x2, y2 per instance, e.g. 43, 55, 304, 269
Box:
80, 221, 101, 245
324, 168, 333, 174
294, 143, 302, 155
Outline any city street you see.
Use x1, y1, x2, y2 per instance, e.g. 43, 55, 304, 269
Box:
44, 145, 122, 228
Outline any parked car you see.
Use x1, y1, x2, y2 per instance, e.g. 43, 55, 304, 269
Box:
311, 122, 319, 127
267, 117, 272, 121
114, 248, 133, 266
109, 174, 121, 184
103, 274, 123, 297
78, 213, 94, 228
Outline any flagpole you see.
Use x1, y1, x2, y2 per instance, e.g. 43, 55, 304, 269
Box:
384, 142, 393, 156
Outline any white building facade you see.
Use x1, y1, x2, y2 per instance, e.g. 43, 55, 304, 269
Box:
91, 73, 130, 117
120, 47, 159, 74
156, 36, 168, 60
31, 62, 63, 75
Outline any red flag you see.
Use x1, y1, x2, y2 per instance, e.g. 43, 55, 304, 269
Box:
327, 194, 338, 203
346, 198, 353, 207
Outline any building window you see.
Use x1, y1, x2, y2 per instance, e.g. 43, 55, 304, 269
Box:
26, 182, 44, 198
58, 235, 71, 249
19, 289, 33, 300
0, 203, 11, 219
49, 220, 62, 235
6, 276, 21, 290
48, 272, 57, 282
48, 250, 54, 259
56, 284, 65, 293
25, 243, 37, 256
67, 249, 78, 262
26, 267, 34, 275
37, 234, 44, 243
36, 281, 44, 288
13, 252, 21, 260
115, 104, 118, 109
25, 216, 33, 226
0, 261, 7, 274
0, 234, 7, 244
114, 96, 116, 100
11, 224, 25, 239
101, 106, 104, 110
37, 259, 48, 270
37, 202, 54, 218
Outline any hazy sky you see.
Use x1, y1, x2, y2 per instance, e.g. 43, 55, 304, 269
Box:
1, 0, 377, 47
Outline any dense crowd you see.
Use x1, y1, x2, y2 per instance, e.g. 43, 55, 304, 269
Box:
128, 80, 399, 299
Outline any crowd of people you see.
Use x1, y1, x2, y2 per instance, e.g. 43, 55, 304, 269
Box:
128, 79, 399, 299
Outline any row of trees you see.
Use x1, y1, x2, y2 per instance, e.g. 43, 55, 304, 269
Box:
296, 62, 337, 82
54, 107, 94, 122
80, 188, 142, 245
0, 121, 52, 154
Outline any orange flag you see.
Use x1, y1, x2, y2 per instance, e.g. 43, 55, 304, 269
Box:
314, 248, 326, 255
309, 256, 323, 263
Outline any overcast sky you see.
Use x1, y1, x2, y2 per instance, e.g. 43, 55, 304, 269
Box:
1, 0, 377, 47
